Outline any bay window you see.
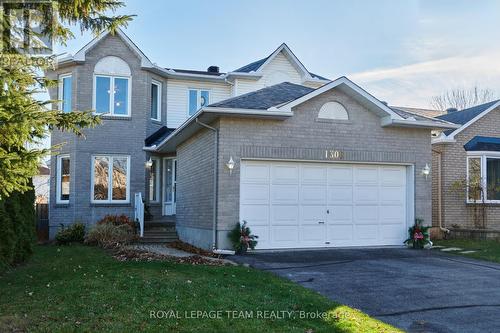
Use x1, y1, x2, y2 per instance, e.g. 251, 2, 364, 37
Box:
58, 74, 72, 113
467, 154, 500, 203
188, 89, 209, 116
91, 155, 130, 203
94, 75, 130, 116
56, 155, 70, 203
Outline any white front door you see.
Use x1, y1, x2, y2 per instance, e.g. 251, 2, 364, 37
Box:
163, 158, 177, 215
240, 160, 408, 249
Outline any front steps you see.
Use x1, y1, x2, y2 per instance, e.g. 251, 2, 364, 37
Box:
138, 218, 178, 244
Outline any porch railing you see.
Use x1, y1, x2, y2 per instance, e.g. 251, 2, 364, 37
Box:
134, 192, 144, 237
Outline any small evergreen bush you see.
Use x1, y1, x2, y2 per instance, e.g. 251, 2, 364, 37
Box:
55, 223, 85, 245
228, 221, 258, 254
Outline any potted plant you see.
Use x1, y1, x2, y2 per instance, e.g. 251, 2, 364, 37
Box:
404, 218, 431, 249
228, 221, 258, 254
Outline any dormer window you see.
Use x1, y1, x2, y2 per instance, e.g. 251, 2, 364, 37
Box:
318, 102, 349, 120
93, 56, 131, 117
188, 89, 209, 116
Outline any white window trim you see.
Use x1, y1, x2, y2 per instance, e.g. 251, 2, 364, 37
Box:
92, 74, 132, 117
467, 151, 500, 204
58, 73, 72, 112
56, 154, 70, 204
187, 88, 210, 117
90, 155, 131, 204
151, 80, 162, 121
149, 157, 160, 203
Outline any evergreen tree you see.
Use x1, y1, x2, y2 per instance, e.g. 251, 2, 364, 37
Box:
0, 0, 134, 198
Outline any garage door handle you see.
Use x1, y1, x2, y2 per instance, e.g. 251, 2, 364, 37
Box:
318, 221, 325, 224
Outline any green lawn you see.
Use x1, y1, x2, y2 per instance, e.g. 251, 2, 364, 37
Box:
0, 245, 401, 333
434, 239, 500, 263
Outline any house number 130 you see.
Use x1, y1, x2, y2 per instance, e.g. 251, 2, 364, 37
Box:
325, 150, 343, 159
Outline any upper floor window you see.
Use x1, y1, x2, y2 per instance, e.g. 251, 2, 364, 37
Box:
56, 154, 70, 204
151, 80, 162, 121
58, 74, 72, 113
188, 89, 209, 116
318, 102, 349, 120
93, 56, 131, 117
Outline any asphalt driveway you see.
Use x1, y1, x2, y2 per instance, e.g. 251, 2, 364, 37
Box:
232, 248, 500, 333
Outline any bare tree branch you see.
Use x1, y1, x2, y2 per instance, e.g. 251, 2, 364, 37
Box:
430, 86, 497, 111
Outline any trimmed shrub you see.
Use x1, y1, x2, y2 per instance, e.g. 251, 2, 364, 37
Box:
55, 223, 85, 245
0, 186, 35, 270
85, 223, 136, 248
97, 214, 136, 230
228, 221, 258, 254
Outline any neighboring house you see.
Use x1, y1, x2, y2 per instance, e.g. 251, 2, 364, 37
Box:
33, 165, 50, 203
48, 28, 457, 250
432, 101, 500, 235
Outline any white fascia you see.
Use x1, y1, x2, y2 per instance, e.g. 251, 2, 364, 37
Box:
381, 117, 460, 130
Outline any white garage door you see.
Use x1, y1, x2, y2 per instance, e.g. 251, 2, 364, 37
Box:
240, 161, 408, 249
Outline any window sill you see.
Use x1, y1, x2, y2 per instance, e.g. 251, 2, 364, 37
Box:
466, 202, 500, 206
99, 115, 131, 120
315, 118, 352, 124
54, 203, 70, 208
90, 202, 131, 207
151, 119, 162, 124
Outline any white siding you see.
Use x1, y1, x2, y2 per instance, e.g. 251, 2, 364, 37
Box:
166, 79, 231, 128
233, 52, 311, 95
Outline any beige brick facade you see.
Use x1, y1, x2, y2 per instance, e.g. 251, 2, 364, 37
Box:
432, 107, 500, 230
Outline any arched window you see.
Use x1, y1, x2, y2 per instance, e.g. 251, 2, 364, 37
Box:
318, 102, 349, 120
93, 56, 131, 116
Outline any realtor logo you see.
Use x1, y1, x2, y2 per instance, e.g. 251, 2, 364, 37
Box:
0, 0, 54, 55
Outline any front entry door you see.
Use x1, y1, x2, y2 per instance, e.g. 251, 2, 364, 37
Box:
163, 158, 177, 215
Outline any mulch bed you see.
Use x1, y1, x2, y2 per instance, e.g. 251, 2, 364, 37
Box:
111, 247, 226, 266
167, 240, 219, 258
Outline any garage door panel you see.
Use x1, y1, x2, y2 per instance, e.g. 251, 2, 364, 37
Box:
271, 205, 299, 225
328, 205, 353, 222
240, 184, 269, 204
355, 224, 379, 240
328, 166, 353, 185
242, 163, 269, 183
354, 185, 379, 203
240, 204, 269, 225
328, 185, 353, 204
301, 205, 326, 224
300, 185, 327, 204
354, 167, 379, 185
380, 224, 405, 242
271, 165, 299, 184
300, 225, 326, 243
271, 226, 299, 244
271, 184, 299, 204
328, 224, 353, 241
380, 186, 405, 205
380, 167, 406, 186
380, 205, 405, 223
301, 166, 327, 184
354, 205, 378, 224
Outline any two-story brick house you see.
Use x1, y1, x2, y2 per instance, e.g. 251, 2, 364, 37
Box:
48, 29, 457, 250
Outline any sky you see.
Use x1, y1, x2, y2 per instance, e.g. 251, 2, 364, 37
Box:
54, 0, 500, 108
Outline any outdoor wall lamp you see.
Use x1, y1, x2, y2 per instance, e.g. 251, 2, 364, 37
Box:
226, 156, 235, 175
145, 157, 153, 169
422, 163, 430, 179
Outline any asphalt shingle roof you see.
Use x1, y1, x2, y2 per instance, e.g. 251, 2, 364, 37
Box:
145, 126, 175, 147
208, 82, 314, 110
464, 136, 500, 151
436, 100, 500, 125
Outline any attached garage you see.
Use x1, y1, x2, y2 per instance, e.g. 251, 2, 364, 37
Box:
240, 160, 411, 249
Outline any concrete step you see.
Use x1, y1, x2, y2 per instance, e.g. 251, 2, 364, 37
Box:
143, 232, 178, 238
144, 226, 177, 233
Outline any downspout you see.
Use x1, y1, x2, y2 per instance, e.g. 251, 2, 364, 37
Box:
433, 149, 450, 234
195, 118, 219, 250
